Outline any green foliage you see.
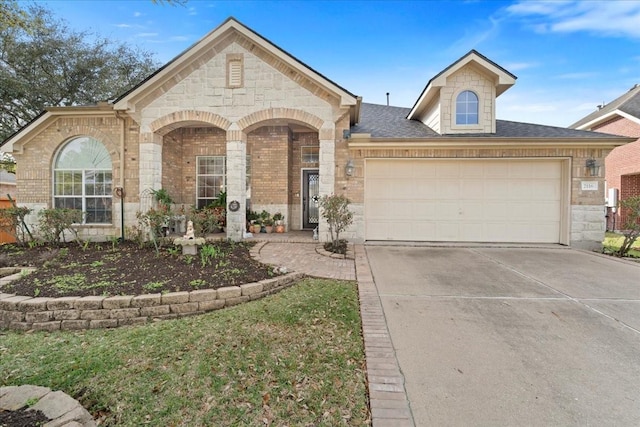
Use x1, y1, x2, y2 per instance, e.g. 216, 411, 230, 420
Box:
615, 196, 640, 257
0, 204, 32, 244
200, 244, 220, 267
319, 194, 353, 252
37, 208, 83, 244
0, 3, 159, 142
189, 206, 224, 235
189, 279, 207, 289
136, 208, 170, 254
152, 188, 173, 211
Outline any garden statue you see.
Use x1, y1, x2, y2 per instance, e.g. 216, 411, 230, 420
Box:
184, 220, 195, 239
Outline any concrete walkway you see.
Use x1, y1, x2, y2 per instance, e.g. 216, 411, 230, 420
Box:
252, 241, 415, 426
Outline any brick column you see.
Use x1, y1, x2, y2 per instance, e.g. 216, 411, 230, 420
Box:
226, 125, 247, 241
318, 123, 336, 242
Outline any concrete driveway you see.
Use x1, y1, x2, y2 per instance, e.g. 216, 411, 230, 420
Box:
366, 246, 640, 426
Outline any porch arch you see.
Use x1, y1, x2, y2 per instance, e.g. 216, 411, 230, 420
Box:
149, 110, 232, 135
237, 108, 324, 133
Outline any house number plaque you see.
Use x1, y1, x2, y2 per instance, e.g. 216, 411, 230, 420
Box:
228, 200, 240, 212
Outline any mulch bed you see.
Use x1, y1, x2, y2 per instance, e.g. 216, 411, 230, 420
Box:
0, 240, 277, 298
0, 407, 50, 427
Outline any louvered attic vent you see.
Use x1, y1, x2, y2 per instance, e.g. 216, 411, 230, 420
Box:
227, 54, 244, 88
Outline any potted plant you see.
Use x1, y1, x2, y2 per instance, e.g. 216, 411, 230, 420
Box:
273, 212, 285, 233
247, 210, 260, 233
259, 210, 272, 233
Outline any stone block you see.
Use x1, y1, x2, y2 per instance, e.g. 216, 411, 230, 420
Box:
161, 291, 190, 304
1, 310, 24, 322
189, 289, 217, 302
140, 305, 171, 317
75, 296, 105, 310
151, 313, 178, 321
241, 282, 263, 296
118, 317, 148, 327
198, 300, 225, 312
109, 308, 140, 319
31, 321, 61, 332
89, 319, 118, 329
25, 311, 54, 323
8, 321, 31, 331
102, 295, 133, 309
54, 310, 81, 320
0, 295, 32, 311
0, 385, 51, 410
260, 278, 281, 291
30, 390, 79, 420
0, 293, 16, 300
249, 291, 269, 301
80, 309, 111, 321
18, 297, 50, 312
131, 293, 162, 307
225, 296, 250, 307
46, 297, 77, 311
61, 320, 90, 330
217, 286, 241, 299
170, 302, 199, 314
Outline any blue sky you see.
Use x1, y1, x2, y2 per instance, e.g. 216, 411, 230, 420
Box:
41, 0, 640, 127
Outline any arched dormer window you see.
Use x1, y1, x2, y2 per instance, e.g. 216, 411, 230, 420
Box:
455, 90, 479, 125
54, 136, 113, 224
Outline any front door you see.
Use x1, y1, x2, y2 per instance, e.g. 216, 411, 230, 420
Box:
302, 170, 319, 229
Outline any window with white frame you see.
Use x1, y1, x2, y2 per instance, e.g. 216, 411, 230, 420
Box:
455, 90, 479, 125
196, 155, 252, 209
54, 136, 112, 223
301, 146, 319, 163
197, 156, 225, 209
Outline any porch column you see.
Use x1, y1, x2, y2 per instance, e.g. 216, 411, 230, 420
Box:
139, 132, 163, 212
318, 122, 336, 242
226, 125, 247, 241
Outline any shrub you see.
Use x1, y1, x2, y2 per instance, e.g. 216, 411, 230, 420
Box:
37, 208, 83, 244
319, 194, 353, 253
136, 208, 171, 254
616, 196, 640, 257
189, 206, 224, 235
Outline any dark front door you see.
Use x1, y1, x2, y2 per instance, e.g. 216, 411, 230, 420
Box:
303, 170, 319, 229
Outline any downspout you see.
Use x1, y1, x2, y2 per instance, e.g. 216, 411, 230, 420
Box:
115, 111, 126, 241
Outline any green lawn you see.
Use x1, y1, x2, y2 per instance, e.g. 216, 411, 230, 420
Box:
0, 279, 369, 426
603, 232, 640, 258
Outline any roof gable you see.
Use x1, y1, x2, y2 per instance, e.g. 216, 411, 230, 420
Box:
407, 50, 516, 121
571, 84, 640, 130
113, 17, 358, 114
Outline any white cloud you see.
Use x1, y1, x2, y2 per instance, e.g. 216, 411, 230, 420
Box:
507, 0, 640, 39
136, 32, 159, 38
133, 11, 142, 17
188, 7, 197, 16
170, 36, 190, 42
555, 72, 599, 80
503, 62, 538, 71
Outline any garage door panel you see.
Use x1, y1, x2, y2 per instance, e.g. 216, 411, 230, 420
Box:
365, 159, 564, 243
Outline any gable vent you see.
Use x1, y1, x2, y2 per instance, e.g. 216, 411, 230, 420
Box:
227, 54, 244, 88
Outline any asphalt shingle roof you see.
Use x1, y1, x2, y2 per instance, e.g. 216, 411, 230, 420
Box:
352, 102, 624, 139
570, 84, 640, 129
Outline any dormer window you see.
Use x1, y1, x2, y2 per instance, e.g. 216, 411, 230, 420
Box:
456, 90, 479, 125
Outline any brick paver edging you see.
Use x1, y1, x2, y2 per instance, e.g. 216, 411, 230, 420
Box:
355, 245, 416, 427
0, 272, 304, 332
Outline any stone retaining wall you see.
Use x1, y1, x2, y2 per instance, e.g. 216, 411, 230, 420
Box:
0, 272, 304, 332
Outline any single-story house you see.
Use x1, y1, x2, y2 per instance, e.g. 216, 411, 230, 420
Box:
1, 17, 633, 250
570, 84, 640, 230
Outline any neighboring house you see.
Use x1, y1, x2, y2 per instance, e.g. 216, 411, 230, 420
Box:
0, 170, 16, 200
570, 84, 640, 230
0, 18, 633, 250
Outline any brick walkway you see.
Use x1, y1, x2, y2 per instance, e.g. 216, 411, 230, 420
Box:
251, 241, 415, 426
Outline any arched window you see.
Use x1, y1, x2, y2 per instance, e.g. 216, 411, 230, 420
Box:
456, 90, 479, 125
54, 137, 112, 223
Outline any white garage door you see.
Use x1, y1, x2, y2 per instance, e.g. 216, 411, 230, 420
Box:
365, 159, 564, 243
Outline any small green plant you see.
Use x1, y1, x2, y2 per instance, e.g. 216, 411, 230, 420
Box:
82, 240, 90, 251
143, 281, 166, 292
152, 188, 174, 212
33, 288, 40, 297
166, 246, 180, 256
615, 196, 640, 257
200, 244, 218, 267
90, 261, 104, 268
189, 279, 207, 289
27, 239, 42, 249
24, 397, 39, 407
20, 269, 31, 278
184, 255, 194, 265
108, 235, 120, 250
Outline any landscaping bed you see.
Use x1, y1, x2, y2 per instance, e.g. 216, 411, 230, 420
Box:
0, 240, 276, 298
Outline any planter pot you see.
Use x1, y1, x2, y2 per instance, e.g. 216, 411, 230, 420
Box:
275, 224, 285, 233
250, 224, 259, 234
265, 225, 273, 234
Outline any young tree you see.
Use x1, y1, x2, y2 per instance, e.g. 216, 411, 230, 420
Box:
319, 194, 353, 254
616, 196, 640, 257
0, 3, 159, 142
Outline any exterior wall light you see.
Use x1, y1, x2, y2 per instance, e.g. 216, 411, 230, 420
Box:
345, 159, 355, 177
586, 158, 598, 176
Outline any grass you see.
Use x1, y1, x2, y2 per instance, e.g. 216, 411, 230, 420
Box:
603, 232, 640, 258
0, 279, 369, 426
